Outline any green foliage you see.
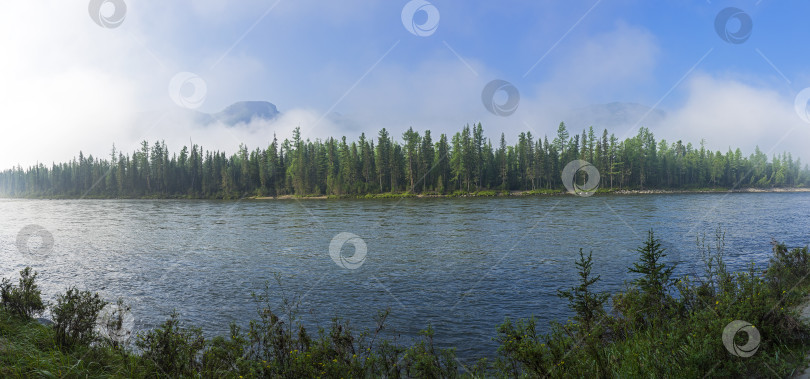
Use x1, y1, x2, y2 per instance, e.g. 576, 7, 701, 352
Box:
627, 229, 676, 321
472, 190, 498, 197
766, 240, 810, 294
401, 324, 458, 378
136, 310, 205, 377
498, 231, 810, 378
51, 287, 107, 347
201, 323, 250, 375
0, 267, 45, 320
2, 124, 808, 198
495, 317, 553, 377
360, 192, 417, 199
557, 249, 610, 378
558, 249, 610, 333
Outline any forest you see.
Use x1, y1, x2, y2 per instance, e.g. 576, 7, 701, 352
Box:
0, 123, 807, 198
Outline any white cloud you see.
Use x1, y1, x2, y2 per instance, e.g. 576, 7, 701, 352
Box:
0, 1, 148, 167
659, 75, 810, 160
504, 23, 661, 141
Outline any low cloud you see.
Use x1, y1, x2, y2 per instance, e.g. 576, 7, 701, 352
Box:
660, 74, 810, 160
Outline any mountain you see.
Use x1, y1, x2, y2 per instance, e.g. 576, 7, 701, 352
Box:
136, 101, 280, 130
564, 102, 667, 131
212, 101, 279, 126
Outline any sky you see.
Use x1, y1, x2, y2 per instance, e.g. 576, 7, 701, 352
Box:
1, 0, 810, 169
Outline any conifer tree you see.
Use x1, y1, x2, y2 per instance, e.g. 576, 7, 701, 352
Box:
628, 229, 675, 313
557, 249, 609, 378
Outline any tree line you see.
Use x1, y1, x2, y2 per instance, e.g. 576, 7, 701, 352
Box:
0, 123, 807, 198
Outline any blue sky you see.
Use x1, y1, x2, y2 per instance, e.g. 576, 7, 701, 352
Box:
1, 0, 809, 168
162, 0, 806, 111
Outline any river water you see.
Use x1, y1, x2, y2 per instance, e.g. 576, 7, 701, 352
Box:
0, 193, 808, 360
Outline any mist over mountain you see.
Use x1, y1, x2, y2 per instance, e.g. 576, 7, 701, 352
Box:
213, 101, 280, 126
563, 102, 667, 131
136, 101, 280, 130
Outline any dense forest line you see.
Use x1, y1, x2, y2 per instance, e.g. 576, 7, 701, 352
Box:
0, 123, 807, 198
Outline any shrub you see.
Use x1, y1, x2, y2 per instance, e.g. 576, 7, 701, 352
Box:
136, 311, 205, 377
495, 318, 578, 377
766, 240, 810, 295
495, 317, 551, 377
0, 267, 45, 319
473, 190, 498, 197
401, 324, 458, 378
201, 323, 250, 376
51, 287, 107, 347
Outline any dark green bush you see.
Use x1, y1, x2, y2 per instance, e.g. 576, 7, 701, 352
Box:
51, 287, 107, 347
766, 240, 810, 295
202, 323, 250, 376
136, 310, 205, 377
495, 317, 552, 377
0, 267, 45, 320
401, 324, 458, 378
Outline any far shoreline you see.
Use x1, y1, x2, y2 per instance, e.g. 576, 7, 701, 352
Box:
251, 186, 810, 200
2, 187, 809, 201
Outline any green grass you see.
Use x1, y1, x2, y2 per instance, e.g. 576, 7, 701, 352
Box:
0, 311, 143, 378
521, 188, 564, 195
361, 192, 417, 199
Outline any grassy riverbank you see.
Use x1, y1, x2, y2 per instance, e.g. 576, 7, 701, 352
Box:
2, 231, 810, 377
250, 186, 810, 200
3, 185, 809, 201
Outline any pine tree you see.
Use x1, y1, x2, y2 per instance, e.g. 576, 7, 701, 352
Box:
419, 130, 435, 192
553, 122, 569, 157
628, 229, 675, 312
558, 249, 609, 334
557, 249, 609, 378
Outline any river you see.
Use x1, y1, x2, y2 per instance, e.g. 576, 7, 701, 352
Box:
0, 193, 808, 360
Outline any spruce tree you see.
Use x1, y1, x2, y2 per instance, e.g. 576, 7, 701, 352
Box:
557, 249, 609, 378
628, 229, 675, 313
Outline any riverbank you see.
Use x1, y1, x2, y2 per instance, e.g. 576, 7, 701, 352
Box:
250, 186, 810, 200
2, 186, 808, 201
2, 232, 810, 377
